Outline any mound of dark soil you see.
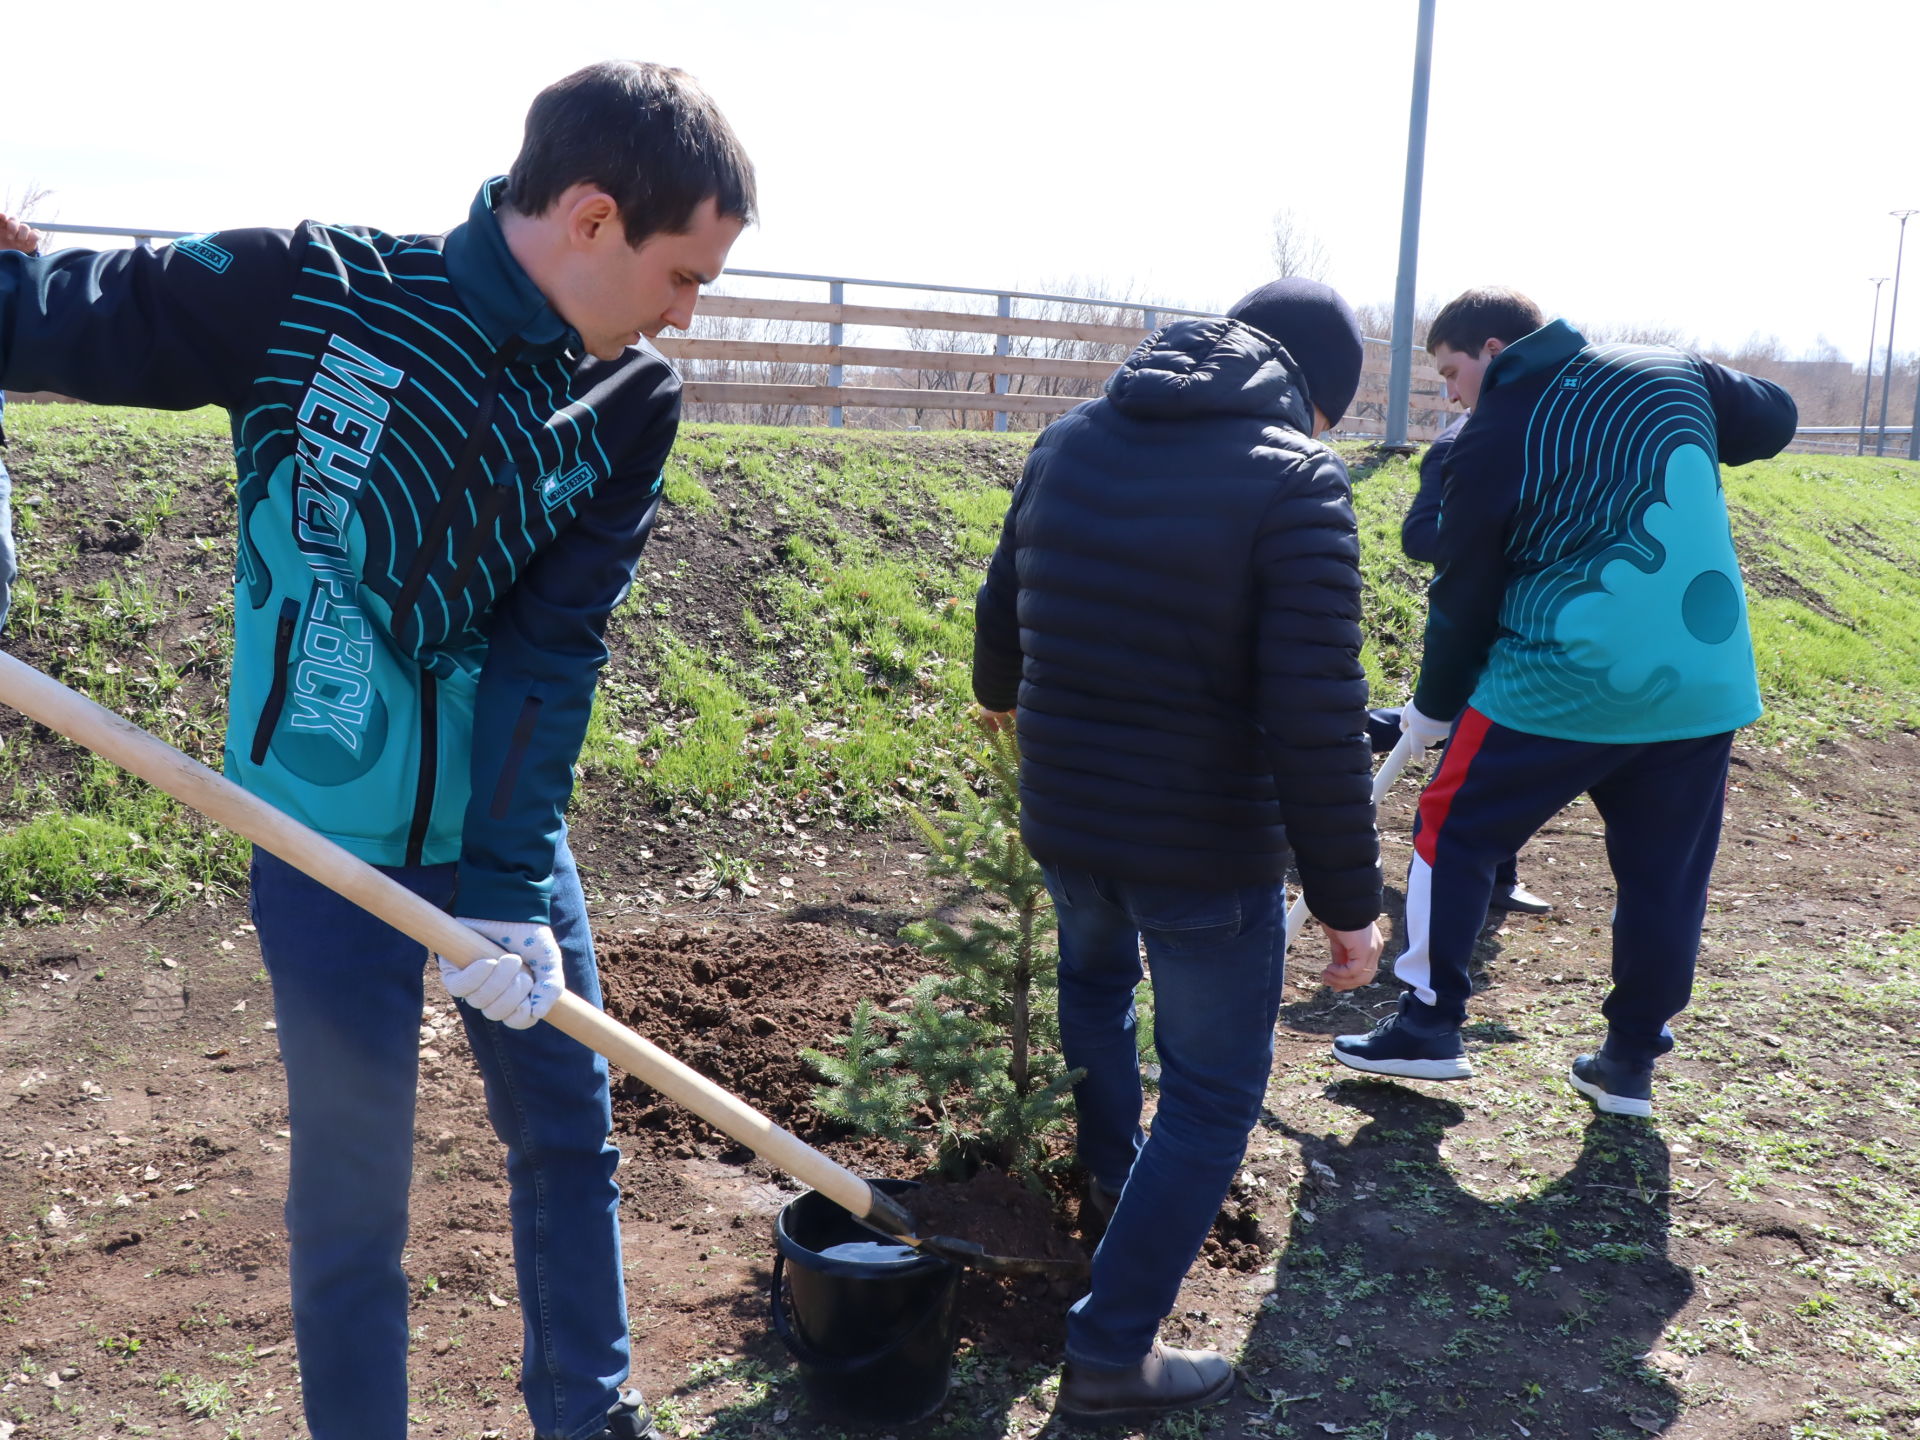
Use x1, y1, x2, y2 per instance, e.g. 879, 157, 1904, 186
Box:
599, 920, 911, 1153
903, 1166, 1084, 1269
905, 1168, 1086, 1368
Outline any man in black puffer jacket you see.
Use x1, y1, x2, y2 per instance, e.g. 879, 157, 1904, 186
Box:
973, 278, 1384, 1426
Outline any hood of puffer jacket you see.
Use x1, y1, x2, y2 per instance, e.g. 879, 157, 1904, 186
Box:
1103, 317, 1316, 432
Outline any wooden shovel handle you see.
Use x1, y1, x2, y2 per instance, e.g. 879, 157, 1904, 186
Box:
0, 649, 907, 1233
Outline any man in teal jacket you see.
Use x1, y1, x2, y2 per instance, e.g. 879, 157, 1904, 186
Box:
1332, 287, 1796, 1117
0, 62, 754, 1440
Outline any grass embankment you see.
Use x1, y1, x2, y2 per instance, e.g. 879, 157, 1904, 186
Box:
3, 410, 1920, 1438
3, 408, 1920, 913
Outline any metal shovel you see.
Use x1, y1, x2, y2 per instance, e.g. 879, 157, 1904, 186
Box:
0, 650, 1085, 1280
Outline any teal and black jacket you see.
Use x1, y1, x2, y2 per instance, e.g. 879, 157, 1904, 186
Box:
1413, 321, 1796, 744
0, 180, 680, 921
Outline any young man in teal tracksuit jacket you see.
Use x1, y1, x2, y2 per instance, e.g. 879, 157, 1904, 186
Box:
0, 63, 753, 1440
1332, 287, 1796, 1117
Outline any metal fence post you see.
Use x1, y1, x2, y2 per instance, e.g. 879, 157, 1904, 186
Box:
1385, 0, 1437, 450
993, 293, 1012, 434
1859, 277, 1888, 456
827, 279, 845, 428
1142, 309, 1158, 334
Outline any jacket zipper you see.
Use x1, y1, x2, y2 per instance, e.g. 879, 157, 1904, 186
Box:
444, 481, 521, 606
405, 672, 439, 867
249, 598, 302, 765
393, 338, 523, 865
392, 337, 524, 644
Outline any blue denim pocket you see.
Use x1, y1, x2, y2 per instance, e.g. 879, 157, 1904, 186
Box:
1117, 881, 1245, 948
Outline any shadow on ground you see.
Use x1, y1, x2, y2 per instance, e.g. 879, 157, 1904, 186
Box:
1226, 1081, 1691, 1440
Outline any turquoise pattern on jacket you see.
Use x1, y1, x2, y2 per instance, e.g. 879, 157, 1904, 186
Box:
224, 212, 615, 866
1469, 343, 1763, 744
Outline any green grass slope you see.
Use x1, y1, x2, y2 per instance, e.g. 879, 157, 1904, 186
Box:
0, 406, 1917, 912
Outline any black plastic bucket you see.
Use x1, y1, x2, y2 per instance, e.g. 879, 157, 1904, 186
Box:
771, 1179, 961, 1424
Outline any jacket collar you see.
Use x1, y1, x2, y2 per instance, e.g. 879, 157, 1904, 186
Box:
441, 177, 581, 364
1105, 317, 1315, 431
1480, 318, 1587, 396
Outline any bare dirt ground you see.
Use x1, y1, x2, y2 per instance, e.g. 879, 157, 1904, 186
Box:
1, 415, 1915, 1439
3, 730, 1917, 1440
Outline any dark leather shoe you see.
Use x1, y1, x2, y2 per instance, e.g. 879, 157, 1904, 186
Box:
1058, 1342, 1236, 1427
538, 1390, 661, 1440
1081, 1179, 1122, 1241
602, 1390, 661, 1440
1489, 882, 1552, 915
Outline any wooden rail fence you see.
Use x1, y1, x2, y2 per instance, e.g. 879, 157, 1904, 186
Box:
657, 292, 1452, 438
24, 226, 1455, 439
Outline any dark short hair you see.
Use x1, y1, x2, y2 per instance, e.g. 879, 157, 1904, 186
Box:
1426, 287, 1545, 356
506, 61, 757, 246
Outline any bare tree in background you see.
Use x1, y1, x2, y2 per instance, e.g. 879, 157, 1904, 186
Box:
2, 183, 53, 221
996, 277, 1151, 431
1269, 208, 1332, 282
901, 321, 993, 431
674, 292, 830, 426
1583, 319, 1695, 349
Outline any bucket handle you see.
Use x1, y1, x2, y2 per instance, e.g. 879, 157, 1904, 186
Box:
769, 1247, 950, 1375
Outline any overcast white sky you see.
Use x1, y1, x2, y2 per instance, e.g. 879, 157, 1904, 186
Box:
6, 0, 1917, 360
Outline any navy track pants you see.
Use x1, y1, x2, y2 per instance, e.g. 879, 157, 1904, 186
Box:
1395, 707, 1735, 1066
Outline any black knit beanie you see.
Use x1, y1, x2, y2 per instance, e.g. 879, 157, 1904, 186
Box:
1226, 278, 1365, 427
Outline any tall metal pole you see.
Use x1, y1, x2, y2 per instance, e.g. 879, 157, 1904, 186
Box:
1858, 277, 1888, 456
1385, 0, 1438, 449
1875, 210, 1917, 457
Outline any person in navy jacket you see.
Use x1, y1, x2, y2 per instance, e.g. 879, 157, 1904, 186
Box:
1334, 286, 1796, 1118
975, 279, 1385, 1425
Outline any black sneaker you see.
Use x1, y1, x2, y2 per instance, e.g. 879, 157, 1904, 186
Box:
1332, 997, 1472, 1080
1569, 1053, 1653, 1118
1489, 882, 1552, 915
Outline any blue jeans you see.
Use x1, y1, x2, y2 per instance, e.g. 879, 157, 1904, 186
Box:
251, 836, 629, 1440
1398, 709, 1733, 1064
1044, 864, 1288, 1369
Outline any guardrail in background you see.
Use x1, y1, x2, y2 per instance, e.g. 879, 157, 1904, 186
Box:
30, 222, 1453, 440
1787, 424, 1916, 456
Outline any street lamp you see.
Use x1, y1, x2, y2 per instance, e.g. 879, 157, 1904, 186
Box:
1384, 0, 1438, 450
1859, 277, 1889, 456
1876, 209, 1918, 457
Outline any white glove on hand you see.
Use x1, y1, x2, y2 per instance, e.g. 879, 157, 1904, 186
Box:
1400, 703, 1454, 749
436, 920, 566, 1030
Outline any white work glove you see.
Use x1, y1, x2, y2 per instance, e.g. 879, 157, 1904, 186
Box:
1400, 703, 1454, 749
436, 919, 566, 1029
